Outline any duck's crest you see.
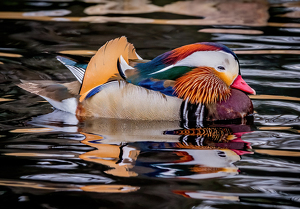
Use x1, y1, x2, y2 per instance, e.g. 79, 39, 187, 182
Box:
163, 42, 226, 64
79, 36, 141, 102
135, 42, 237, 76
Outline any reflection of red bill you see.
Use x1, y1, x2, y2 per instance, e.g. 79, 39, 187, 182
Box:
234, 131, 252, 138
214, 137, 252, 156
230, 75, 256, 95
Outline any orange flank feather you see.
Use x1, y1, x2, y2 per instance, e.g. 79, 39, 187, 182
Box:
174, 67, 231, 104
79, 36, 140, 102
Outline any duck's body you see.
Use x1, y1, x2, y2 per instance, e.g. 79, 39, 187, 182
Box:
77, 80, 183, 120
18, 37, 255, 123
19, 80, 182, 120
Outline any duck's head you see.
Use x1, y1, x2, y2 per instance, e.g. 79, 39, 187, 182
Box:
163, 42, 256, 105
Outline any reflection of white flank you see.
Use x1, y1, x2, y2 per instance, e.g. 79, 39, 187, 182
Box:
29, 110, 79, 133
119, 146, 137, 166
28, 111, 181, 142
23, 9, 71, 17
185, 191, 239, 201
156, 166, 179, 177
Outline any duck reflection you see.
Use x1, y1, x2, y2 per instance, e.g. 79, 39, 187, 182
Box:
74, 118, 253, 179
80, 133, 140, 177
27, 111, 253, 193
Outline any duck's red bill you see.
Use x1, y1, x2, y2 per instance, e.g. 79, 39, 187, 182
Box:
230, 75, 256, 95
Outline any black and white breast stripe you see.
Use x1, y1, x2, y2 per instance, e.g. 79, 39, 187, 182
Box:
180, 100, 205, 128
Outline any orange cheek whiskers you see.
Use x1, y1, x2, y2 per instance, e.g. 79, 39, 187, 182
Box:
174, 67, 231, 105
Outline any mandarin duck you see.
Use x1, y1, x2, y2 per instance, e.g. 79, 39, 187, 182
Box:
18, 37, 255, 126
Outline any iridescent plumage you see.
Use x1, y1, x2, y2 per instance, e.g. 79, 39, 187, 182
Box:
18, 37, 255, 123
120, 40, 254, 106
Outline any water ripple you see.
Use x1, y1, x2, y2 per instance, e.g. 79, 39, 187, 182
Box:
0, 0, 300, 208
21, 173, 114, 184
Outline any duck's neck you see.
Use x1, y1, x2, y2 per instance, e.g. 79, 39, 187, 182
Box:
205, 89, 253, 121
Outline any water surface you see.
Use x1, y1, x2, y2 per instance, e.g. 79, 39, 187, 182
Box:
0, 0, 300, 208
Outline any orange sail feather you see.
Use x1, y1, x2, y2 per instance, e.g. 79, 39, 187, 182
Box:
79, 36, 140, 102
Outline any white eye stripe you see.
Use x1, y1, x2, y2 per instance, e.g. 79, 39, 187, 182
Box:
148, 64, 175, 75
173, 51, 237, 68
149, 50, 239, 77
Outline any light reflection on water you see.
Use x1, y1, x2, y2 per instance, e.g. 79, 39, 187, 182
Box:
0, 0, 300, 208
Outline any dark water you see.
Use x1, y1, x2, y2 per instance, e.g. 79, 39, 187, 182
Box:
1, 0, 300, 208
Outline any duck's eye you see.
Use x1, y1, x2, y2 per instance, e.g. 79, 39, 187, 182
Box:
217, 66, 225, 71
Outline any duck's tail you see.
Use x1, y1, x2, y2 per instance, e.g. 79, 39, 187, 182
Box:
17, 80, 80, 114
78, 36, 142, 102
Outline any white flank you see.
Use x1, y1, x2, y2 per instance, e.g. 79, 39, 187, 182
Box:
84, 80, 182, 120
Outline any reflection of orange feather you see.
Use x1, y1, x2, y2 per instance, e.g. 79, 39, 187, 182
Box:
79, 36, 139, 102
190, 165, 226, 174
173, 151, 194, 163
171, 127, 232, 142
174, 67, 231, 104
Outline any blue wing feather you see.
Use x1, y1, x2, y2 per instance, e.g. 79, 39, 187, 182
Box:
134, 51, 171, 75
137, 78, 175, 96
85, 85, 102, 100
